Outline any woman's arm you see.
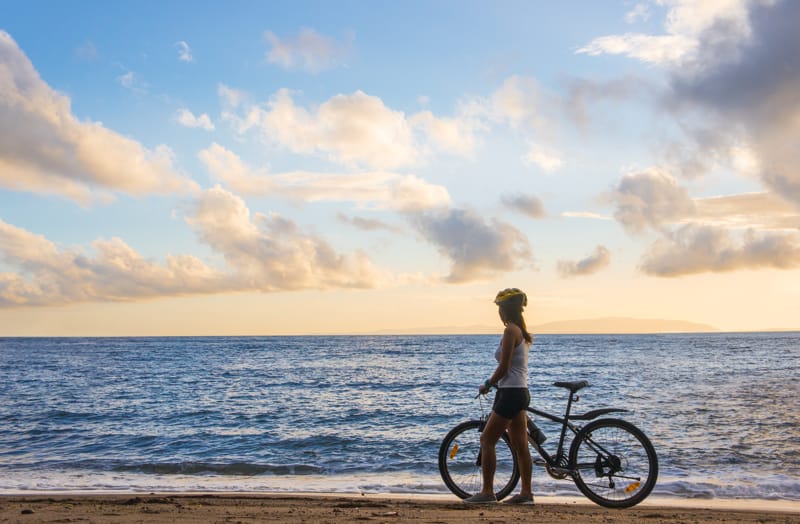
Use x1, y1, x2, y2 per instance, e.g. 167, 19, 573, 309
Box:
480, 324, 522, 392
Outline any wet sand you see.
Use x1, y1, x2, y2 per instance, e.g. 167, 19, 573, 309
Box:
1, 493, 798, 523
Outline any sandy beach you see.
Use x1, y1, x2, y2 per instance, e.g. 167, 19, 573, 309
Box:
1, 494, 798, 523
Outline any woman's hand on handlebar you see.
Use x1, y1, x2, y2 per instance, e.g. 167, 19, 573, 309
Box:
477, 379, 494, 396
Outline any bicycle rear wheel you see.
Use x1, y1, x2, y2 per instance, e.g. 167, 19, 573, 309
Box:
569, 418, 658, 508
438, 420, 519, 500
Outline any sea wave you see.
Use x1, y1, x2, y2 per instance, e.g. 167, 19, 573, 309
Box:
1, 471, 799, 502
1, 334, 798, 502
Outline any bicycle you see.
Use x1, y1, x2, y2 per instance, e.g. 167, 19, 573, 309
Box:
438, 380, 658, 508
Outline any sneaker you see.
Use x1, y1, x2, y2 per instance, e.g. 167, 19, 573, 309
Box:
503, 494, 534, 505
462, 493, 497, 504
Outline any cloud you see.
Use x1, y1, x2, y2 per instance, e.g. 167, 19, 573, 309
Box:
557, 246, 611, 278
625, 3, 652, 24
226, 88, 419, 169
175, 41, 193, 62
116, 70, 147, 94
665, 0, 800, 208
0, 218, 227, 307
411, 208, 532, 283
185, 186, 381, 290
693, 192, 800, 230
337, 213, 402, 233
562, 76, 648, 129
485, 75, 551, 130
221, 76, 571, 171
522, 144, 562, 172
610, 169, 696, 234
409, 110, 478, 157
562, 211, 613, 221
586, 2, 800, 207
117, 71, 134, 88
218, 84, 246, 108
198, 143, 451, 211
0, 185, 390, 306
264, 27, 351, 73
577, 1, 800, 277
74, 40, 98, 62
577, 33, 695, 66
655, 131, 745, 180
608, 170, 800, 275
501, 194, 546, 219
0, 31, 197, 203
458, 75, 565, 171
176, 108, 214, 131
577, 0, 754, 67
640, 224, 800, 276
199, 144, 529, 283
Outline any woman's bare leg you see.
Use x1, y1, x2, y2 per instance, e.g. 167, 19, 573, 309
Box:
507, 410, 532, 497
478, 411, 510, 496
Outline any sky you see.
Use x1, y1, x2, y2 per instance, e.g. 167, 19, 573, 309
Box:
1, 0, 799, 336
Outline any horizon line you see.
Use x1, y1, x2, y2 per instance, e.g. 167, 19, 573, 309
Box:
2, 328, 798, 338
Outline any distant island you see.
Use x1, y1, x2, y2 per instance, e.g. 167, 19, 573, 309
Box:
373, 317, 719, 335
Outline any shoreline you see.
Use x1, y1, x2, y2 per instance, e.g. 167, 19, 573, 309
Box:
1, 492, 798, 523
1, 492, 799, 512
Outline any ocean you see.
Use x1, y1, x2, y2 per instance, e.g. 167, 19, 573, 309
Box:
0, 333, 798, 501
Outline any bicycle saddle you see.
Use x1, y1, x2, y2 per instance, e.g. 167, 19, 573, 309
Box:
554, 380, 589, 392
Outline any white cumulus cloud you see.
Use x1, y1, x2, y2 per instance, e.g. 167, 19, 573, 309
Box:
185, 186, 382, 290
0, 31, 197, 203
227, 88, 419, 170
199, 143, 451, 212
0, 218, 227, 307
176, 108, 215, 131
577, 0, 755, 68
522, 144, 562, 173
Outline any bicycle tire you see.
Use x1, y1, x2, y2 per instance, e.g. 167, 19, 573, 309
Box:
438, 420, 520, 500
568, 418, 658, 508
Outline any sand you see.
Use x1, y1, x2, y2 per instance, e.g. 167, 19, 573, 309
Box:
1, 494, 798, 523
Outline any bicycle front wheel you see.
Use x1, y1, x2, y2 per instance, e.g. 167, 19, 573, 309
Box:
438, 420, 519, 500
569, 418, 658, 508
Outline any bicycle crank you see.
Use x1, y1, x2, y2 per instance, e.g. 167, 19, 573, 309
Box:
545, 457, 571, 480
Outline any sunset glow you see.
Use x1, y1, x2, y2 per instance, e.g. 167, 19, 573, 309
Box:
1, 1, 799, 335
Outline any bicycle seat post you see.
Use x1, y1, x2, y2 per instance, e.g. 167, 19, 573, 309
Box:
550, 380, 588, 457
564, 390, 576, 420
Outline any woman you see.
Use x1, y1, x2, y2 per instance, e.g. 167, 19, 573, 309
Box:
464, 287, 534, 505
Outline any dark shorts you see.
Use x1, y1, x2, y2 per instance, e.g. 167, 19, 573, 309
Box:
492, 387, 530, 419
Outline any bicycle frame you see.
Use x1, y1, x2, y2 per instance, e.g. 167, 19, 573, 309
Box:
442, 381, 658, 508
525, 388, 627, 476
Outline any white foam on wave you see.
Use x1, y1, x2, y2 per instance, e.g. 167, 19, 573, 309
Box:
2, 470, 798, 503
654, 474, 800, 501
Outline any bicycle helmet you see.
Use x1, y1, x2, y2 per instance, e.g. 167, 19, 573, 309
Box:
494, 287, 527, 307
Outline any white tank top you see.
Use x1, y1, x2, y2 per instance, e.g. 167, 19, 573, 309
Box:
494, 338, 529, 388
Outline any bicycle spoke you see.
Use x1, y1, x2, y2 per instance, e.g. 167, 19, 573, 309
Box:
569, 419, 658, 508
438, 420, 519, 500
